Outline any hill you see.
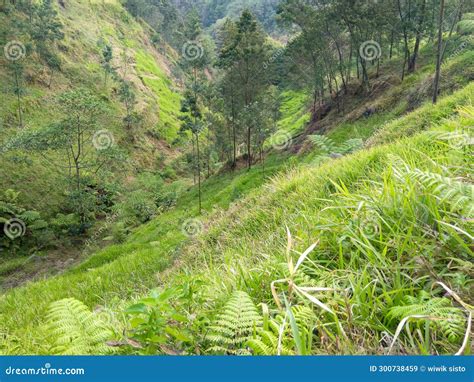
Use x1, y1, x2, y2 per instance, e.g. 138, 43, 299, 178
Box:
0, 0, 473, 357
0, 43, 472, 354
0, 0, 188, 282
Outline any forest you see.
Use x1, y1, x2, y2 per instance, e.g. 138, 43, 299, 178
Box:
0, 0, 473, 357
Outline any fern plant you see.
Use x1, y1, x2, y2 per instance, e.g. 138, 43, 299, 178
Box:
206, 291, 262, 355
46, 298, 114, 355
308, 135, 338, 154
247, 305, 316, 355
396, 166, 474, 216
308, 135, 363, 164
387, 291, 465, 344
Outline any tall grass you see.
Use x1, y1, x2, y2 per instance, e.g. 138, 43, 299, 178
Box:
0, 85, 472, 356
159, 107, 473, 355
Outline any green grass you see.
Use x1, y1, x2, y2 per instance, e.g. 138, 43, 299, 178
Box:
0, 0, 182, 216
368, 82, 474, 146
0, 81, 472, 355
135, 50, 182, 143
277, 90, 310, 134
161, 107, 473, 355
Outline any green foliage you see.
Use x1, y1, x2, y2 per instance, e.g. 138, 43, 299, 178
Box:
112, 190, 158, 225
45, 298, 113, 355
308, 134, 363, 164
110, 173, 185, 231
387, 291, 465, 343
0, 189, 49, 253
50, 213, 80, 235
125, 288, 192, 354
392, 149, 474, 216
134, 50, 182, 142
247, 305, 316, 355
207, 291, 262, 354
100, 44, 114, 86
457, 13, 474, 35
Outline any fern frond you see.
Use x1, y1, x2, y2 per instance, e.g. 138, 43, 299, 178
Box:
387, 292, 465, 342
206, 291, 262, 354
308, 135, 337, 153
393, 160, 474, 216
425, 130, 473, 148
247, 305, 316, 355
408, 169, 473, 215
46, 298, 114, 355
336, 138, 364, 154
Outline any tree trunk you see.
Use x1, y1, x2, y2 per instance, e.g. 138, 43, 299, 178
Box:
207, 126, 211, 178
408, 0, 426, 73
192, 138, 196, 185
247, 126, 251, 170
433, 0, 445, 104
14, 68, 23, 128
397, 0, 411, 80
389, 30, 394, 59
196, 133, 202, 214
231, 94, 237, 169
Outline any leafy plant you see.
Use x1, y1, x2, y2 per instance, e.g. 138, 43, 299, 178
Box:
45, 298, 113, 355
387, 291, 467, 354
247, 305, 316, 355
308, 135, 363, 164
125, 288, 192, 354
392, 159, 474, 216
206, 291, 262, 355
0, 189, 49, 253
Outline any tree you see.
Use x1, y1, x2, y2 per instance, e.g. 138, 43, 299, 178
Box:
8, 61, 25, 128
9, 89, 118, 227
30, 0, 64, 86
180, 87, 204, 214
407, 0, 428, 73
433, 0, 446, 104
216, 19, 241, 168
179, 9, 213, 214
217, 10, 269, 170
101, 44, 114, 88
118, 79, 140, 139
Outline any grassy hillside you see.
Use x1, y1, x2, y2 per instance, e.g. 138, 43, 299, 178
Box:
0, 47, 472, 356
0, 0, 182, 217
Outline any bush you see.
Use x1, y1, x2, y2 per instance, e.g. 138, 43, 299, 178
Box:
0, 189, 50, 254
112, 190, 158, 225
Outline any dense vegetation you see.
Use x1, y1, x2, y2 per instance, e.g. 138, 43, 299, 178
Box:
0, 0, 472, 356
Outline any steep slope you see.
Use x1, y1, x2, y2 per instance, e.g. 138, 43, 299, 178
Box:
0, 56, 472, 355
0, 0, 182, 216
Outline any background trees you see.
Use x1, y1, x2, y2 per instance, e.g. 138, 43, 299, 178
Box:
179, 10, 213, 213
216, 10, 270, 169
10, 89, 118, 229
277, 0, 468, 104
